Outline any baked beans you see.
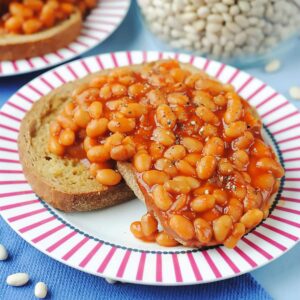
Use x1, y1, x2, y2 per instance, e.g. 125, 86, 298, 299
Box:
1, 0, 96, 34
48, 60, 284, 249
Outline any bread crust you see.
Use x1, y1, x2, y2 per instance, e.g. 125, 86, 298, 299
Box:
0, 10, 82, 61
18, 69, 135, 212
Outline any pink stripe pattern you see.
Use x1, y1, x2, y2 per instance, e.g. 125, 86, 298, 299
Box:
62, 237, 89, 261
79, 243, 102, 268
187, 253, 202, 281
172, 254, 183, 282
97, 247, 117, 273
47, 231, 77, 252
116, 250, 131, 278
136, 252, 146, 280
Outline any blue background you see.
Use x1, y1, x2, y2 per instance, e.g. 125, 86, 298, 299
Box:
0, 1, 300, 299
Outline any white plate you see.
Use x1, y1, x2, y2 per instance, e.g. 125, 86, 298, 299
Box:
0, 51, 299, 285
0, 0, 131, 77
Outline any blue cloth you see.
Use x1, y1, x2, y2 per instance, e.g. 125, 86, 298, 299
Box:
0, 216, 271, 300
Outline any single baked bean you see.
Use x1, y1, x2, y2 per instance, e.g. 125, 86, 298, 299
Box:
120, 103, 147, 118
88, 101, 103, 119
104, 132, 124, 149
106, 99, 124, 111
240, 208, 264, 229
133, 152, 152, 172
164, 179, 191, 194
252, 173, 275, 191
152, 128, 176, 146
146, 90, 167, 107
200, 124, 218, 137
218, 158, 234, 175
256, 157, 284, 178
213, 215, 233, 242
185, 73, 203, 88
40, 3, 55, 27
59, 129, 75, 146
154, 158, 177, 177
87, 145, 110, 163
50, 121, 61, 136
152, 185, 173, 211
74, 108, 91, 128
76, 88, 100, 104
224, 223, 245, 249
181, 137, 203, 153
110, 144, 135, 161
170, 194, 187, 211
195, 78, 224, 95
173, 176, 200, 189
203, 137, 224, 156
226, 198, 244, 222
224, 92, 242, 124
86, 118, 108, 138
196, 156, 217, 180
164, 145, 186, 161
89, 76, 108, 88
167, 93, 189, 106
99, 84, 112, 100
108, 117, 136, 133
89, 162, 112, 177
149, 142, 165, 160
213, 95, 227, 106
111, 83, 127, 97
64, 102, 75, 117
96, 169, 121, 186
156, 104, 177, 129
244, 186, 262, 211
141, 213, 158, 236
143, 170, 170, 186
231, 185, 247, 200
231, 150, 249, 170
172, 105, 188, 122
22, 19, 42, 34
156, 231, 179, 247
194, 218, 213, 244
233, 131, 254, 150
130, 221, 144, 239
83, 137, 97, 152
213, 189, 228, 206
169, 215, 195, 240
129, 83, 147, 97
225, 121, 247, 138
190, 195, 216, 212
193, 91, 217, 111
196, 106, 219, 125
48, 137, 64, 156
175, 160, 196, 176
57, 115, 78, 131
184, 153, 202, 167
193, 184, 214, 196
250, 139, 272, 158
4, 16, 23, 33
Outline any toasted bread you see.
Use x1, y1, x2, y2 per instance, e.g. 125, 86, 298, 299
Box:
18, 71, 135, 212
0, 9, 82, 61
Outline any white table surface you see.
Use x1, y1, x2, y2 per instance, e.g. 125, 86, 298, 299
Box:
0, 2, 299, 299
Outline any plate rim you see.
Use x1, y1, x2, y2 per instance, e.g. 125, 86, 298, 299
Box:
0, 50, 299, 285
0, 0, 131, 77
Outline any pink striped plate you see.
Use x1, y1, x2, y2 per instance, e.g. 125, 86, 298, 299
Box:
0, 51, 299, 285
0, 0, 131, 77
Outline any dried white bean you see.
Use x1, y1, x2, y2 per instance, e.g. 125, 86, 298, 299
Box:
34, 282, 48, 299
0, 244, 8, 260
6, 273, 29, 286
265, 59, 281, 73
105, 278, 117, 284
289, 87, 300, 100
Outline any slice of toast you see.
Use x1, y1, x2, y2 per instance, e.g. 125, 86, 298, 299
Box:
18, 71, 135, 212
0, 9, 82, 61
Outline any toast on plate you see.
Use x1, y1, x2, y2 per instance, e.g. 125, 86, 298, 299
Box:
18, 72, 135, 212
